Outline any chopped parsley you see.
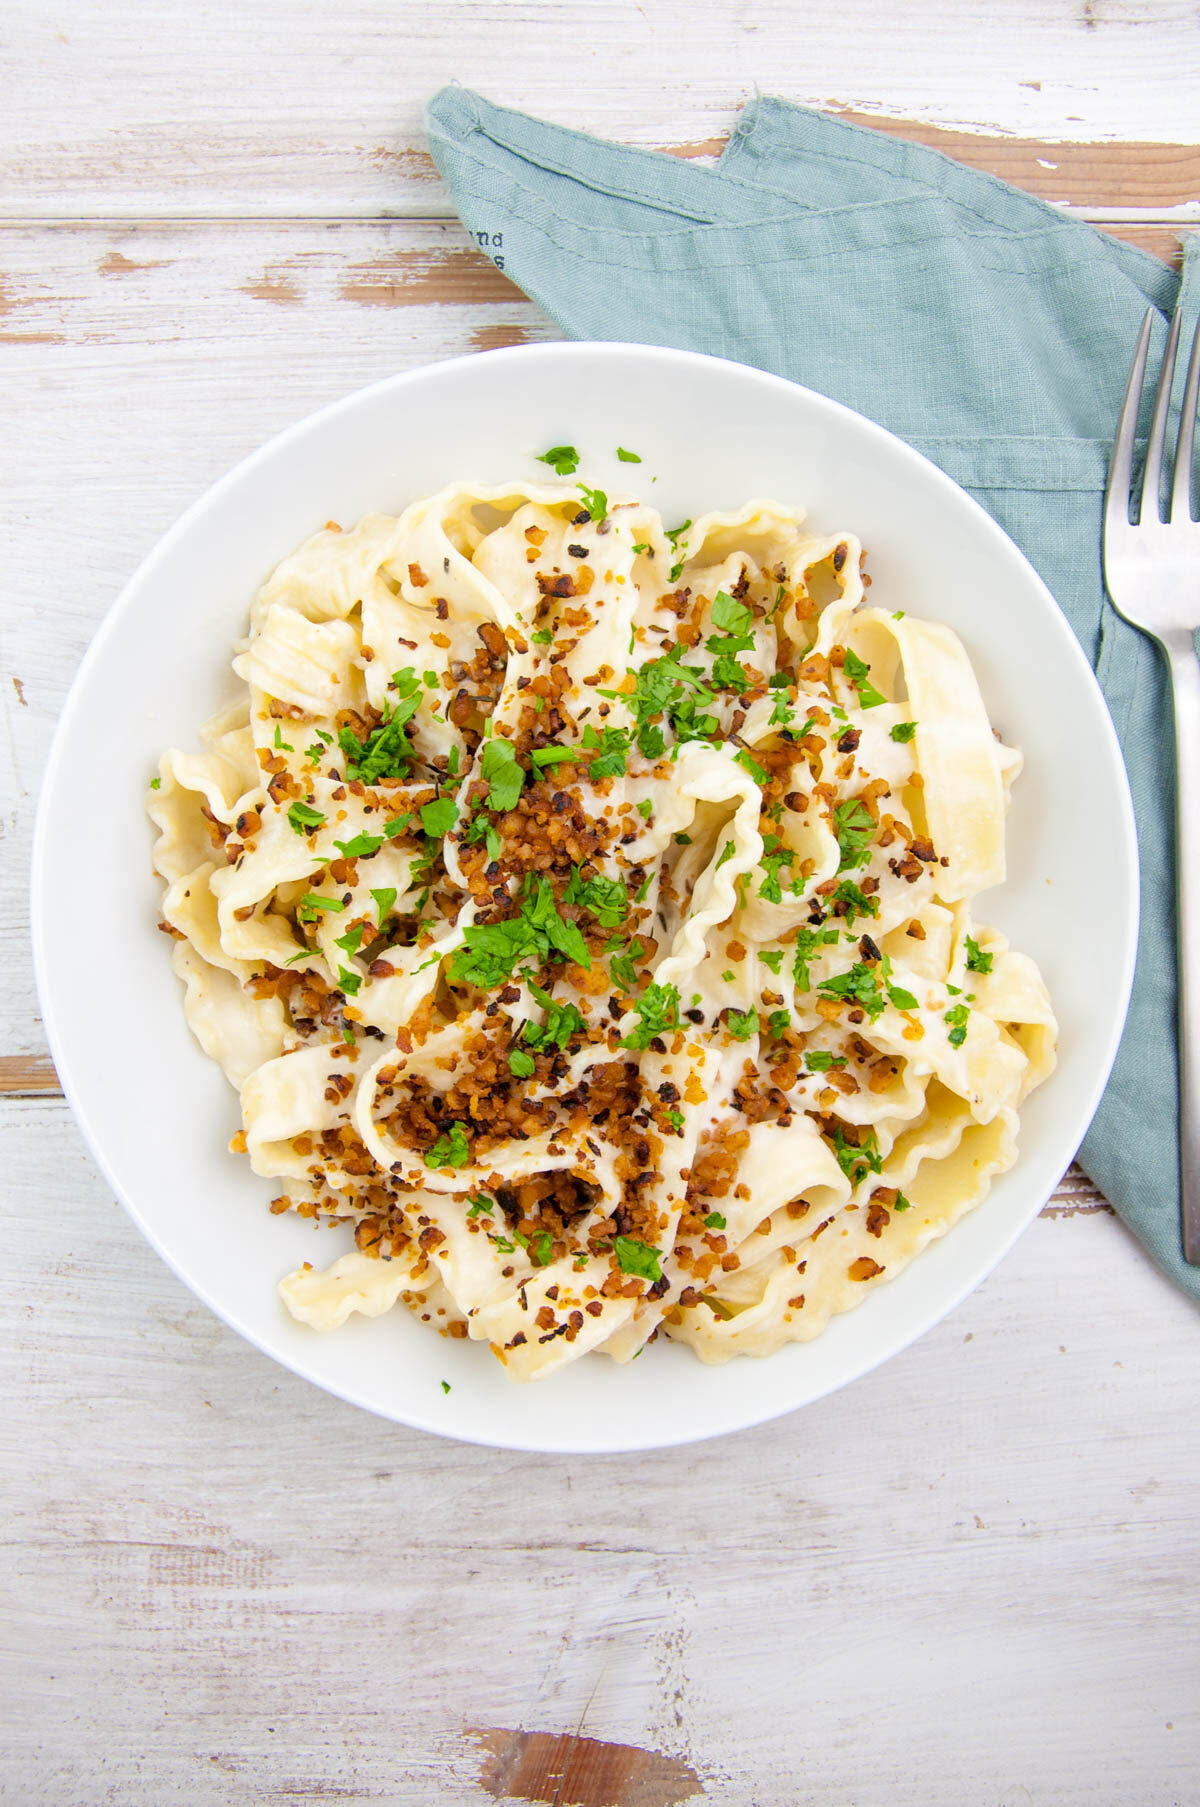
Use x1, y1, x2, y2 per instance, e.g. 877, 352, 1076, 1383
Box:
338, 681, 421, 783
806, 1050, 847, 1072
420, 796, 458, 838
479, 736, 525, 812
384, 812, 413, 839
580, 722, 630, 777
608, 937, 645, 992
335, 924, 365, 956
612, 1236, 662, 1281
616, 446, 642, 463
425, 1122, 471, 1169
792, 926, 840, 992
704, 1212, 727, 1230
537, 444, 579, 476
767, 1009, 790, 1038
531, 1231, 554, 1267
519, 989, 587, 1054
726, 1007, 759, 1041
636, 797, 653, 819
370, 887, 396, 922
466, 1194, 495, 1218
760, 949, 784, 974
334, 831, 383, 860
710, 590, 754, 639
531, 627, 553, 645
564, 866, 628, 928
508, 1048, 536, 1078
297, 893, 346, 921
945, 1002, 971, 1047
530, 745, 580, 769
449, 875, 590, 989
965, 935, 993, 974
446, 745, 461, 778
273, 725, 294, 751
842, 648, 885, 709
287, 800, 325, 835
831, 1125, 883, 1188
832, 879, 879, 926
620, 982, 680, 1050
833, 798, 875, 872
734, 748, 768, 784
149, 775, 161, 789
890, 720, 918, 743
578, 483, 608, 523
336, 964, 362, 996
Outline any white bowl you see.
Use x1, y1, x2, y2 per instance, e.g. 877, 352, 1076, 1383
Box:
31, 343, 1137, 1453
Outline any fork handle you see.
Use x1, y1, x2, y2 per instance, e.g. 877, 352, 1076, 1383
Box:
1166, 631, 1200, 1264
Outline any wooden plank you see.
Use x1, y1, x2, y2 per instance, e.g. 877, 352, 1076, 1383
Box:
0, 216, 1178, 1081
1, 1, 1198, 219
1, 1095, 1196, 1805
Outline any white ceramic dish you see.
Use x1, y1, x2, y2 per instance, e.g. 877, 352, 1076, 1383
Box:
31, 343, 1137, 1453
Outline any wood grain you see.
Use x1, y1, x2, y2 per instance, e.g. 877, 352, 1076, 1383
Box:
2, 0, 1199, 219
1, 1096, 1196, 1807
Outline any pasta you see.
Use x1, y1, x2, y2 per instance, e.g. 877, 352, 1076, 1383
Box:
147, 478, 1056, 1382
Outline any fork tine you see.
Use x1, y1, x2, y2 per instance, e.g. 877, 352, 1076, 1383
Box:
1171, 312, 1200, 524
1140, 307, 1182, 524
1105, 307, 1153, 539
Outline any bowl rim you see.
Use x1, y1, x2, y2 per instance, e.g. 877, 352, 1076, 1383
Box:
30, 339, 1140, 1451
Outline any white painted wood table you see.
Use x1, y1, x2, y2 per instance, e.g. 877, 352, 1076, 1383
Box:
3, 6, 1200, 1803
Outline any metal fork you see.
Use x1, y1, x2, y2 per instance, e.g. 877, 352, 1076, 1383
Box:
1103, 306, 1200, 1265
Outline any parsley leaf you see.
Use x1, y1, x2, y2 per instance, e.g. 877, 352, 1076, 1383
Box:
805, 1050, 847, 1072
508, 1048, 536, 1078
831, 879, 879, 926
338, 691, 421, 783
530, 745, 580, 769
420, 796, 458, 838
791, 926, 839, 993
710, 590, 754, 638
425, 1122, 471, 1169
833, 798, 875, 872
842, 648, 886, 709
965, 935, 993, 974
945, 1002, 971, 1047
449, 875, 591, 990
334, 831, 383, 860
704, 1212, 727, 1230
384, 812, 413, 840
726, 1007, 760, 1041
890, 720, 917, 743
564, 866, 628, 929
817, 961, 886, 1020
760, 949, 784, 974
480, 736, 525, 813
578, 483, 608, 523
297, 893, 345, 921
370, 887, 396, 922
612, 1236, 662, 1281
336, 964, 362, 996
287, 800, 325, 835
887, 983, 919, 1011
537, 444, 579, 476
620, 982, 680, 1050
616, 446, 641, 463
830, 1125, 883, 1188
581, 722, 630, 777
734, 748, 768, 784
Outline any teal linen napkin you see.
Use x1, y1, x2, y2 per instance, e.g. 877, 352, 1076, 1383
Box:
426, 86, 1200, 1301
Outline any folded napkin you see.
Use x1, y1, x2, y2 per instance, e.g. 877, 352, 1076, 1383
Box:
426, 86, 1200, 1301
